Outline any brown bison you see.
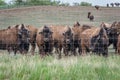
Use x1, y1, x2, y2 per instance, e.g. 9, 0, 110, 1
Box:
36, 25, 53, 57
88, 12, 94, 21
95, 5, 99, 10
72, 22, 91, 55
9, 24, 38, 55
117, 35, 120, 54
110, 21, 120, 53
103, 22, 120, 53
25, 25, 38, 55
0, 24, 30, 54
49, 25, 74, 58
80, 23, 109, 56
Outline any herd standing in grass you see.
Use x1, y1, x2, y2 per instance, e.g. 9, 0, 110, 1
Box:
0, 21, 120, 58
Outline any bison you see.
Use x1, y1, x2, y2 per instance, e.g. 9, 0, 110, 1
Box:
49, 25, 74, 58
9, 24, 38, 55
103, 22, 120, 53
25, 25, 38, 55
117, 35, 120, 54
95, 5, 99, 10
88, 12, 94, 21
80, 23, 109, 56
11, 24, 30, 54
72, 22, 91, 55
36, 25, 53, 57
0, 24, 30, 55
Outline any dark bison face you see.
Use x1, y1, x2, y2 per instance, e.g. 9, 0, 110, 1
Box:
105, 22, 120, 48
90, 27, 108, 53
18, 24, 30, 44
63, 31, 73, 51
39, 26, 53, 43
63, 29, 73, 45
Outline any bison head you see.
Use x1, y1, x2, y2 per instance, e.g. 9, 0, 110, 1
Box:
105, 22, 120, 49
63, 27, 73, 47
39, 25, 53, 43
90, 26, 108, 54
18, 24, 30, 44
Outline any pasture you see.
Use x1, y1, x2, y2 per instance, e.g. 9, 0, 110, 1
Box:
0, 6, 120, 80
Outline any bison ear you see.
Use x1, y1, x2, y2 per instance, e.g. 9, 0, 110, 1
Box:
111, 21, 117, 27
76, 22, 80, 26
74, 22, 80, 27
7, 26, 11, 29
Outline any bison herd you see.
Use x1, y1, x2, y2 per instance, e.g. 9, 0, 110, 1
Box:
1, 21, 120, 58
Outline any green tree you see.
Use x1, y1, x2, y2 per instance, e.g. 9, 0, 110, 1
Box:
51, 0, 60, 6
12, 0, 25, 5
80, 2, 92, 6
25, 0, 52, 5
59, 2, 69, 6
73, 2, 80, 6
0, 0, 6, 5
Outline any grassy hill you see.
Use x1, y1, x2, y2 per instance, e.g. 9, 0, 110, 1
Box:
0, 6, 120, 28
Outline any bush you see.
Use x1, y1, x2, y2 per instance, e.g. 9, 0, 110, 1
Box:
0, 0, 6, 5
12, 0, 61, 6
80, 2, 92, 6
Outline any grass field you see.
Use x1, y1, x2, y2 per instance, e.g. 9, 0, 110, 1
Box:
0, 6, 120, 80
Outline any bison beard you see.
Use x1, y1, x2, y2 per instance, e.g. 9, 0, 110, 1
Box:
19, 42, 29, 54
43, 42, 50, 52
90, 35, 108, 56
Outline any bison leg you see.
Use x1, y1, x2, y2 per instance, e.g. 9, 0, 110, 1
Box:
78, 47, 82, 55
13, 46, 18, 55
48, 48, 53, 56
72, 48, 77, 56
81, 43, 86, 56
30, 42, 36, 55
58, 46, 62, 59
117, 49, 120, 55
71, 44, 77, 56
39, 46, 46, 58
63, 48, 68, 56
7, 47, 12, 54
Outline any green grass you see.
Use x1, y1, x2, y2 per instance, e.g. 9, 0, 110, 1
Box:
0, 54, 120, 80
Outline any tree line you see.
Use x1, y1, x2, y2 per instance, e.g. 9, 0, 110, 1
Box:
0, 0, 92, 6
